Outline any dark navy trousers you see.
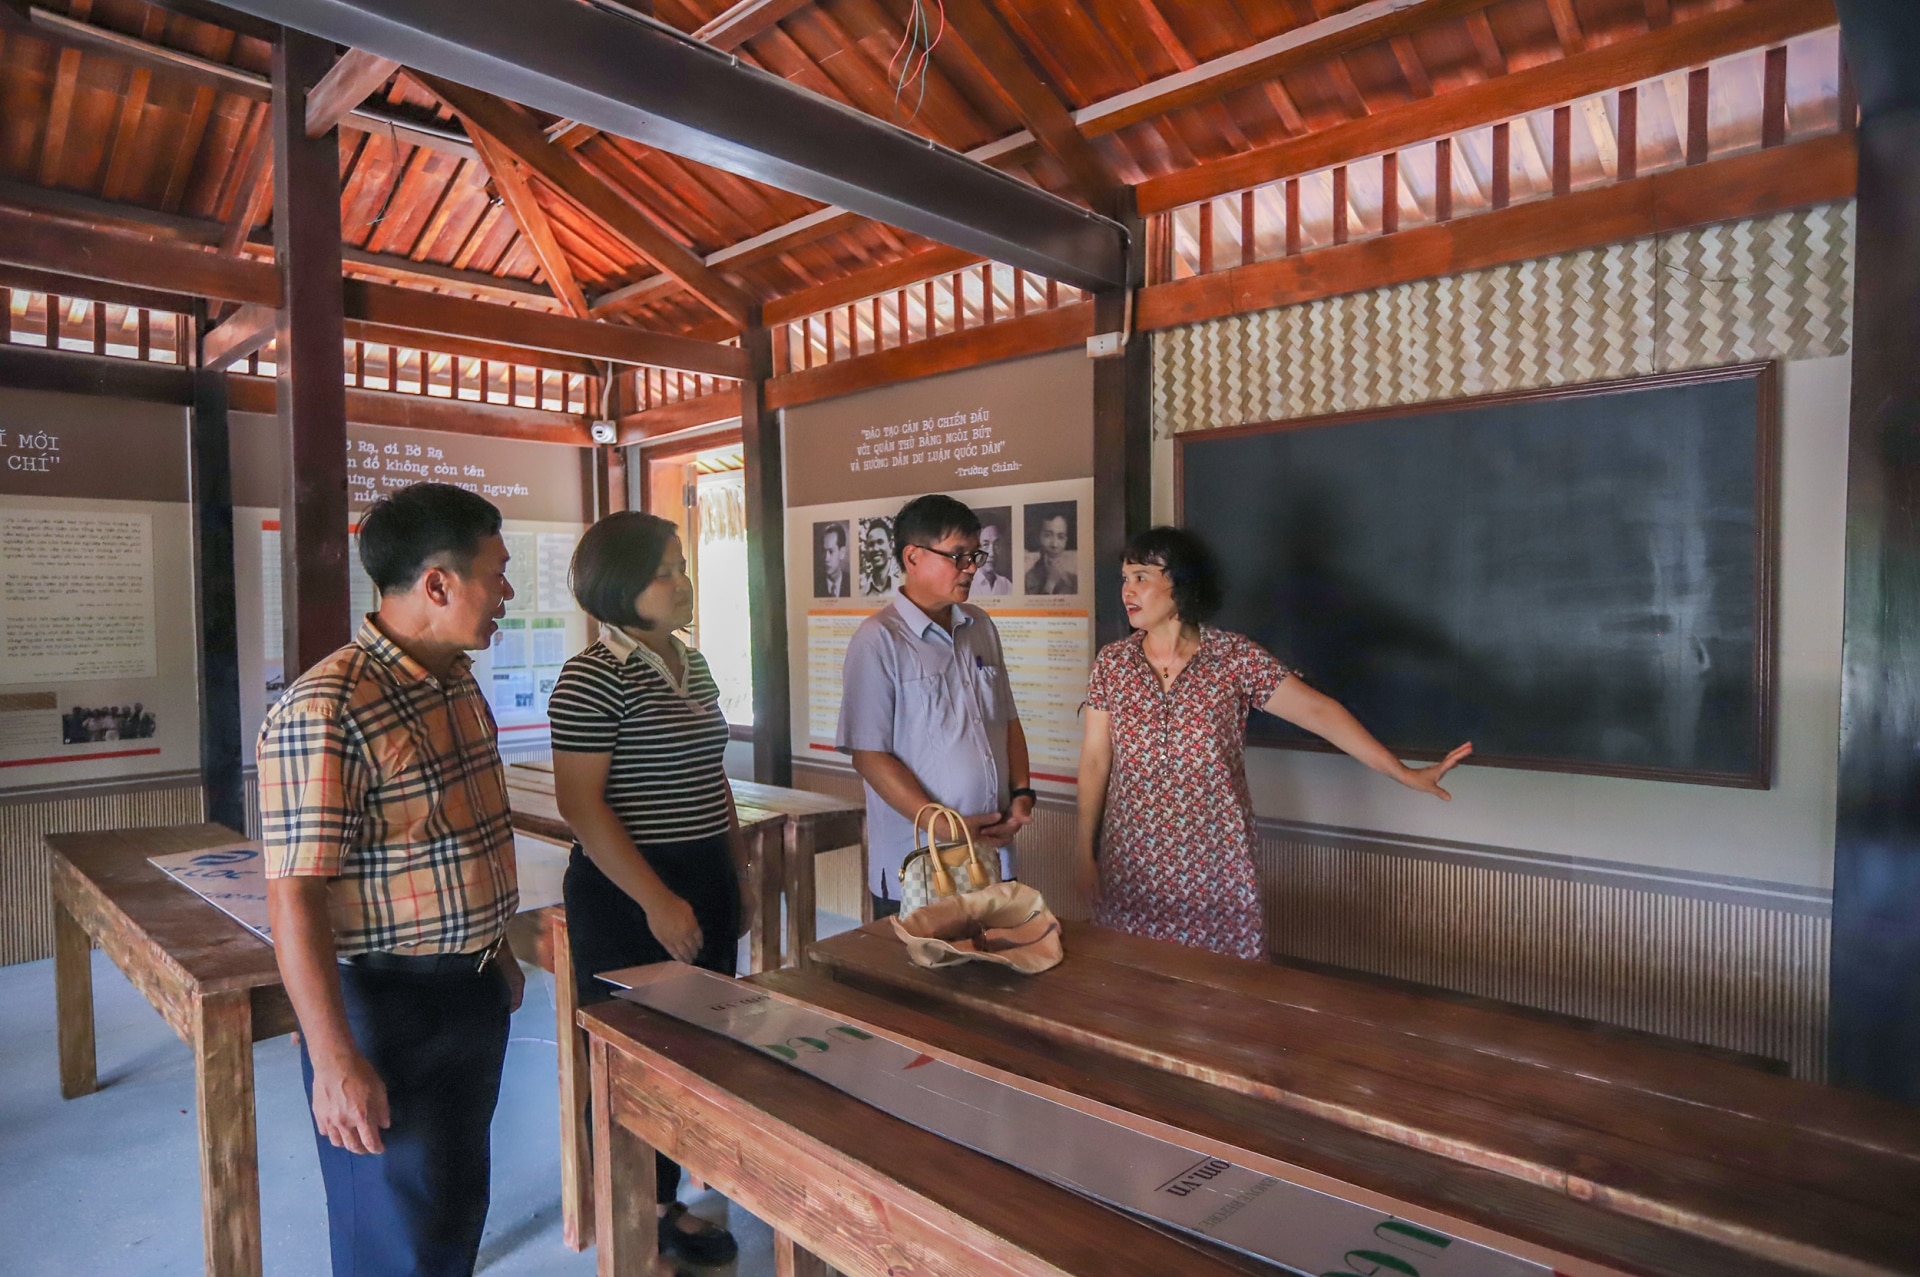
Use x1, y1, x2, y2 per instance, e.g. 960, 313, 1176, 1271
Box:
300, 962, 511, 1277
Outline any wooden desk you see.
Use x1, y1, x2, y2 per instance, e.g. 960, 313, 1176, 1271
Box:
49, 823, 292, 1277
799, 921, 1920, 1277
505, 763, 866, 973
506, 764, 865, 1253
580, 993, 1287, 1277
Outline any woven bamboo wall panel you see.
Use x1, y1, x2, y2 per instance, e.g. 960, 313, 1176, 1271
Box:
1258, 831, 1830, 1079
0, 782, 205, 966
1152, 202, 1856, 436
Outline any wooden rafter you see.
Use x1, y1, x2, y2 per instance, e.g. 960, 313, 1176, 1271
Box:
1544, 0, 1588, 55
1464, 10, 1508, 78
1136, 0, 1836, 214
939, 0, 1121, 208
202, 301, 276, 371
466, 128, 592, 317
1391, 35, 1435, 99
420, 73, 756, 328
306, 48, 401, 137
220, 108, 275, 254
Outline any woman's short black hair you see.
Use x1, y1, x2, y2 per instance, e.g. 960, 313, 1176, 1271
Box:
570, 511, 679, 629
358, 482, 503, 595
1122, 526, 1224, 624
892, 493, 981, 566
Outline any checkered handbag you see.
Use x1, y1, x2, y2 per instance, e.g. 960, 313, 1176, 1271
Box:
898, 803, 1002, 915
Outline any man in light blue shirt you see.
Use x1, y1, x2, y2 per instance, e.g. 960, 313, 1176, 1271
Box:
837, 494, 1036, 917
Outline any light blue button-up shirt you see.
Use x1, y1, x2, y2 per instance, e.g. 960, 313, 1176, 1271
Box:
835, 592, 1018, 899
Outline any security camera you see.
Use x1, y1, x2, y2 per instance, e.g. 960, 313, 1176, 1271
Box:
590, 420, 618, 445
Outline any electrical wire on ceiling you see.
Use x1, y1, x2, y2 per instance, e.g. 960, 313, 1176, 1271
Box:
888, 0, 945, 125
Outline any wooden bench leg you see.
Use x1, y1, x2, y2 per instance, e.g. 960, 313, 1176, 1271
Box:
783, 825, 817, 970
194, 989, 262, 1277
54, 896, 97, 1100
591, 1037, 657, 1277
774, 1233, 836, 1277
751, 825, 783, 975
550, 909, 594, 1252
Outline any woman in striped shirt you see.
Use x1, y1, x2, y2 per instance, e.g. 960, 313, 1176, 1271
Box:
549, 511, 748, 1269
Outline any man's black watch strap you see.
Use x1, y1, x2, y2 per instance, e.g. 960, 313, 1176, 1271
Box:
1008, 786, 1038, 804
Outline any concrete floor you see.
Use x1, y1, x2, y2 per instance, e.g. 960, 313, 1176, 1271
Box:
0, 916, 856, 1277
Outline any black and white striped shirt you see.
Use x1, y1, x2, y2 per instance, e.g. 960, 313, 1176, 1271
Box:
547, 632, 732, 845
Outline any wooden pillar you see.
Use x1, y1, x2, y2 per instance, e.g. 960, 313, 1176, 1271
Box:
1832, 0, 1920, 1103
740, 314, 792, 784
272, 31, 350, 681
190, 307, 245, 833
1092, 190, 1151, 648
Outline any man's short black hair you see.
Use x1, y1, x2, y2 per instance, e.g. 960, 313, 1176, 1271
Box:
358, 483, 504, 595
571, 511, 678, 629
1122, 526, 1224, 624
892, 493, 981, 566
821, 523, 845, 551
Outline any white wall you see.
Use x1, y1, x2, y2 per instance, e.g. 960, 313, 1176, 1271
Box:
1154, 355, 1850, 888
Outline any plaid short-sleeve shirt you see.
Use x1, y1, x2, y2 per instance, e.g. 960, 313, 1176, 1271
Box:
257, 616, 517, 956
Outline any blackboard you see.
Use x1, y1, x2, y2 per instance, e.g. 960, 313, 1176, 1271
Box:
1176, 364, 1777, 787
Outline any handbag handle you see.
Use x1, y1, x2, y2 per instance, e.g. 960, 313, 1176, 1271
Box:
912, 803, 994, 895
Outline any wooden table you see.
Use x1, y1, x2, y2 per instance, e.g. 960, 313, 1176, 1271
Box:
503, 763, 865, 1253
504, 763, 866, 974
783, 920, 1920, 1277
50, 824, 293, 1277
580, 993, 1290, 1277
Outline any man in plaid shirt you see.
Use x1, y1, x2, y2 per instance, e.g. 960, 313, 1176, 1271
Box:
260, 482, 521, 1277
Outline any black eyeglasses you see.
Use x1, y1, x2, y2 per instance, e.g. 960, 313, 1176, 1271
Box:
910, 544, 991, 571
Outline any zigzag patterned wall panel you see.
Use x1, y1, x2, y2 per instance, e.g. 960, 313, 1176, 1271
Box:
1153, 202, 1855, 436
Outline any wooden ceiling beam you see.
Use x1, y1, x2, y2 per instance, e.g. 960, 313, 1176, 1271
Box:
1543, 0, 1588, 56
1136, 0, 1837, 214
939, 0, 1122, 209
763, 244, 984, 325
0, 3, 273, 100
696, 0, 814, 50
221, 118, 276, 254
307, 48, 402, 136
0, 203, 282, 304
466, 129, 593, 317
1390, 35, 1435, 98
341, 280, 749, 376
340, 320, 596, 377
0, 264, 195, 313
1463, 10, 1508, 78
226, 376, 595, 444
203, 301, 278, 371
420, 73, 757, 328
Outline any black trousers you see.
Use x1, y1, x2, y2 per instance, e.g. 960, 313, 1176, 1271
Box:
300, 962, 511, 1277
565, 832, 739, 1204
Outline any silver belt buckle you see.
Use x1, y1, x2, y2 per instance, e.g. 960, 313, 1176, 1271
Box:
474, 937, 504, 973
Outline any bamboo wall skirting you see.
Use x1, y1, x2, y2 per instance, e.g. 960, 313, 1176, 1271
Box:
1255, 829, 1829, 1079
0, 778, 205, 967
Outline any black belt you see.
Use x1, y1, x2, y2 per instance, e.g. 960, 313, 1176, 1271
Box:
340, 937, 505, 976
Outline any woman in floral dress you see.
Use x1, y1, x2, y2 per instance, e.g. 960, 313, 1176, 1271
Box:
1076, 527, 1471, 960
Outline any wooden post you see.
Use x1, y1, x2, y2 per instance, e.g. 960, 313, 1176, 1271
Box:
1332, 167, 1348, 244
273, 30, 350, 681
1492, 122, 1511, 209
46, 293, 61, 349
741, 314, 792, 785
136, 308, 149, 360
1285, 178, 1301, 255
191, 307, 245, 833
1092, 189, 1150, 649
1831, 0, 1920, 1104
1241, 190, 1256, 266
1618, 87, 1639, 182
774, 1235, 836, 1277
1686, 66, 1711, 164
1762, 46, 1789, 148
1197, 201, 1214, 274
1435, 137, 1454, 221
548, 909, 594, 1251
1552, 105, 1572, 196
1381, 153, 1399, 234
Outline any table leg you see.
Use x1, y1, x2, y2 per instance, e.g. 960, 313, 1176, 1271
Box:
774, 1233, 836, 1277
549, 909, 594, 1252
53, 896, 97, 1100
591, 1037, 657, 1277
752, 825, 783, 975
194, 989, 262, 1277
782, 824, 817, 970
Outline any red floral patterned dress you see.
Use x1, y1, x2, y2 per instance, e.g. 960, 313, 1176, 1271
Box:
1084, 627, 1292, 960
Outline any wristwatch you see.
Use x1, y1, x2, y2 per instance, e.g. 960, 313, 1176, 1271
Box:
1008, 786, 1038, 804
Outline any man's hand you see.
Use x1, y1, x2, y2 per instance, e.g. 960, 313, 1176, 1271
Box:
501, 951, 525, 1014
309, 1049, 391, 1155
975, 794, 1035, 846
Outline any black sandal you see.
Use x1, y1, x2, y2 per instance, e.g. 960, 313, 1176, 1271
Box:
658, 1202, 739, 1267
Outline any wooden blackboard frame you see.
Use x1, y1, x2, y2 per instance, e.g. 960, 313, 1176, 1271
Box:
1174, 361, 1780, 788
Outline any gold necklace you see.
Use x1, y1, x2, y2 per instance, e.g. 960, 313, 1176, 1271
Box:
1147, 631, 1193, 683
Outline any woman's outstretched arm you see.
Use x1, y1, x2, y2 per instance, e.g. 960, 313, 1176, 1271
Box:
1262, 677, 1471, 800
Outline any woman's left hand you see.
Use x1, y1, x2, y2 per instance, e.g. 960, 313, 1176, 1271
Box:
1400, 742, 1473, 799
